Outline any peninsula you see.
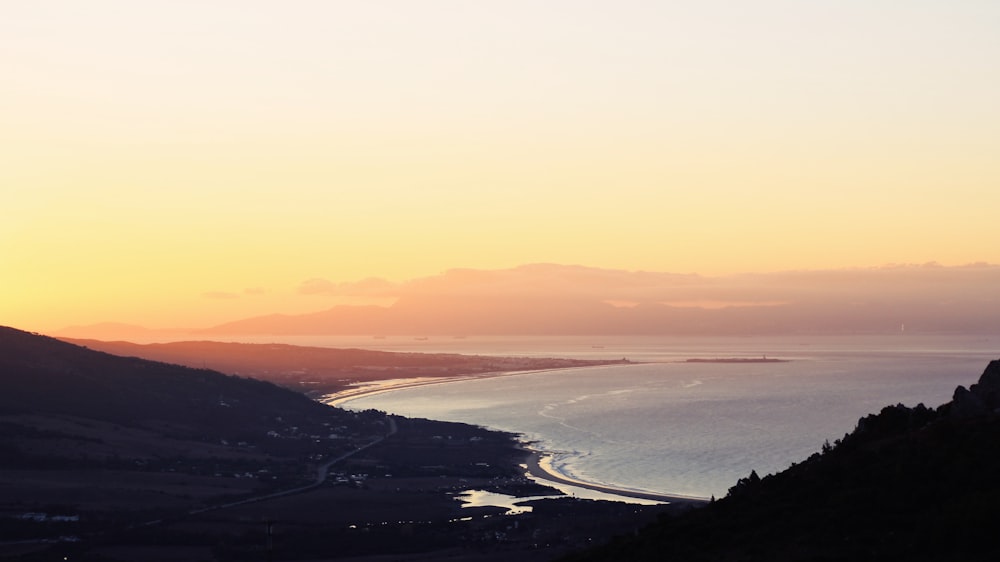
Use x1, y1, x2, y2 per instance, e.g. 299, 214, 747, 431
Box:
684, 356, 788, 363
60, 337, 634, 397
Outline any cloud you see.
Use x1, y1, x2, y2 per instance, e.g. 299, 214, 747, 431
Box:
244, 287, 267, 296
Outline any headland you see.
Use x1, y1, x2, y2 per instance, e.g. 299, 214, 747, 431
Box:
684, 356, 788, 363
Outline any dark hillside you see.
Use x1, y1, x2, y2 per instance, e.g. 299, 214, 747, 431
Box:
0, 327, 357, 441
0, 326, 391, 469
562, 359, 1000, 562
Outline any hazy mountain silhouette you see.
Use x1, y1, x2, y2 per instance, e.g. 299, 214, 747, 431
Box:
54, 264, 1000, 338
200, 294, 1000, 336
195, 263, 1000, 336
562, 360, 1000, 561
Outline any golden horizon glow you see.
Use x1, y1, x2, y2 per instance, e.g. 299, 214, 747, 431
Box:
4, 1, 999, 332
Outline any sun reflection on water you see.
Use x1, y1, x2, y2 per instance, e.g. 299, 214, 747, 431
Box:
454, 489, 561, 515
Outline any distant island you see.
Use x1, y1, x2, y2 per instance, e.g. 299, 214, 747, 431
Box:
684, 356, 788, 363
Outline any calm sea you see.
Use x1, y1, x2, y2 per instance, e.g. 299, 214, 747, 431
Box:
314, 335, 1000, 497
322, 334, 998, 499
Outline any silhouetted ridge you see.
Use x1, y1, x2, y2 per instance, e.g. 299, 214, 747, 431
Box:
563, 359, 1000, 562
950, 359, 1000, 418
0, 326, 340, 442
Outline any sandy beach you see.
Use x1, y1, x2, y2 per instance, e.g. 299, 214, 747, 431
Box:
523, 450, 709, 505
323, 365, 709, 506
321, 366, 604, 407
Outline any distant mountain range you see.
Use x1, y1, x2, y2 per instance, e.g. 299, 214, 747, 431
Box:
203, 295, 1000, 337
57, 263, 1000, 338
59, 292, 1000, 339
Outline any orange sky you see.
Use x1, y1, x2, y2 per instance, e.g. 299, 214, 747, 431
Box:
3, 2, 999, 332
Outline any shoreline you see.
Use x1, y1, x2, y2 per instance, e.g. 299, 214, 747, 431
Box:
321, 364, 710, 507
523, 449, 709, 505
321, 365, 614, 407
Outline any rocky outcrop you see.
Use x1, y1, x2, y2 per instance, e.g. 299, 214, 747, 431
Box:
950, 360, 1000, 418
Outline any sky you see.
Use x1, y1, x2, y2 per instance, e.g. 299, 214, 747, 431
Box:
3, 1, 999, 332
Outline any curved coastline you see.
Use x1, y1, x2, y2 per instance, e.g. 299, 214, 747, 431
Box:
324, 365, 709, 506
322, 376, 468, 407
321, 365, 613, 407
524, 449, 708, 505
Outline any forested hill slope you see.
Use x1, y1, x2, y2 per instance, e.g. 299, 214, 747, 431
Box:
0, 326, 358, 443
563, 359, 1000, 562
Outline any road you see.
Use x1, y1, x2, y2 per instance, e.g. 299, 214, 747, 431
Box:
189, 414, 399, 515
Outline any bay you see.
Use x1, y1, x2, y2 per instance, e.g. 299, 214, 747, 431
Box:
336, 335, 998, 499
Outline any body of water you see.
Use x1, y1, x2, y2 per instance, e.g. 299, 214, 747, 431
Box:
335, 335, 998, 499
